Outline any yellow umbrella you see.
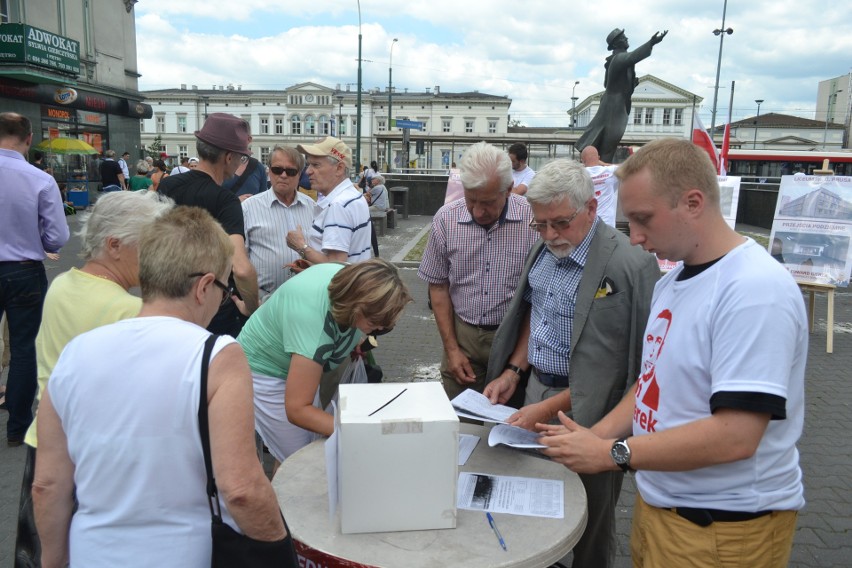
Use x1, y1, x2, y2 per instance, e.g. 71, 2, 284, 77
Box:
34, 138, 98, 155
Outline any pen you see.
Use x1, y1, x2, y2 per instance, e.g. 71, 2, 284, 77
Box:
486, 512, 507, 551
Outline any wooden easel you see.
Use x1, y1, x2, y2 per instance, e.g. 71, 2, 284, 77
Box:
796, 159, 836, 353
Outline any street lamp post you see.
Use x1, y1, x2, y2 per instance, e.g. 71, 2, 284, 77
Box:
387, 38, 398, 173
823, 89, 843, 149
710, 0, 733, 138
355, 0, 363, 172
752, 99, 763, 149
337, 95, 344, 138
570, 80, 579, 133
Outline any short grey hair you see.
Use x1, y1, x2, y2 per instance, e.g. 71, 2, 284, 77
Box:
135, 160, 149, 174
79, 191, 174, 261
526, 159, 594, 209
270, 145, 305, 171
372, 175, 385, 185
459, 142, 512, 192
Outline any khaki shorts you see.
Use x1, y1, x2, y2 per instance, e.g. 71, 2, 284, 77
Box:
631, 493, 797, 568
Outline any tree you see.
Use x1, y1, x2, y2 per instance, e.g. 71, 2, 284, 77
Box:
145, 135, 163, 159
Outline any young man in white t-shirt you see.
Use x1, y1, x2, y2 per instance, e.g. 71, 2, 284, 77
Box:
581, 146, 619, 227
538, 138, 806, 568
508, 142, 535, 195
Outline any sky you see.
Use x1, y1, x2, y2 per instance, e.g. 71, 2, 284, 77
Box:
134, 0, 852, 129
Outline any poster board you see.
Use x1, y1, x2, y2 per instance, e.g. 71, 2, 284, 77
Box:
768, 174, 852, 287
444, 168, 463, 204
718, 175, 742, 229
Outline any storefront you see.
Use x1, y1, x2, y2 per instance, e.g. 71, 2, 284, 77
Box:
1, 23, 152, 183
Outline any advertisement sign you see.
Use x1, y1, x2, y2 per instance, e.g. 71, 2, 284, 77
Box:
0, 24, 80, 75
768, 175, 852, 287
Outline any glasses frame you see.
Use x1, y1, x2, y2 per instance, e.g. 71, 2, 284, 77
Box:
529, 204, 586, 233
188, 272, 233, 306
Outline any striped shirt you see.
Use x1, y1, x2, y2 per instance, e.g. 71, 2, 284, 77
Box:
309, 179, 372, 263
242, 189, 319, 300
524, 217, 600, 375
418, 193, 538, 327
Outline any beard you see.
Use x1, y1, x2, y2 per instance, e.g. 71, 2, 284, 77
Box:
545, 239, 575, 258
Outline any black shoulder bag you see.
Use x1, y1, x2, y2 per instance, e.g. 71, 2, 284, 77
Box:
198, 335, 299, 568
229, 157, 259, 195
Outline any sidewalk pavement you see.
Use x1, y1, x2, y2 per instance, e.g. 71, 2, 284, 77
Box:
3, 214, 851, 567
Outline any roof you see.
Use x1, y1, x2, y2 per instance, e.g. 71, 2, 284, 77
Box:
716, 112, 846, 131
141, 86, 510, 102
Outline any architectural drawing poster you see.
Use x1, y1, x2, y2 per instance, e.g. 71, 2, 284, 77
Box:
768, 175, 852, 287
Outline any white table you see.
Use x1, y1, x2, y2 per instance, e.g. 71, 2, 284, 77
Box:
273, 423, 587, 568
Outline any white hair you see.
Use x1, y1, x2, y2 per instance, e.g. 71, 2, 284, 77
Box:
459, 141, 512, 192
79, 192, 174, 261
526, 159, 594, 208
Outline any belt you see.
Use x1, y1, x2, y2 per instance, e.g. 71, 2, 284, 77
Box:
458, 319, 500, 332
0, 260, 40, 266
533, 367, 570, 388
673, 507, 773, 527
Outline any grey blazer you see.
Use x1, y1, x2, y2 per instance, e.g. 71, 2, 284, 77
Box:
486, 222, 660, 427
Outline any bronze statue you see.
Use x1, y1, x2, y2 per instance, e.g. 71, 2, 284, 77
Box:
575, 28, 668, 163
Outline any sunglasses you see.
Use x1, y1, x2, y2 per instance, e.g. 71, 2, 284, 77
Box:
188, 272, 234, 306
270, 166, 300, 177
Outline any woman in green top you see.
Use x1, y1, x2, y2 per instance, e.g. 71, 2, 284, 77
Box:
238, 258, 411, 463
129, 160, 153, 191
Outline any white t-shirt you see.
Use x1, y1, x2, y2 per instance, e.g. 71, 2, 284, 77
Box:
170, 165, 190, 175
48, 317, 239, 567
308, 178, 372, 263
512, 165, 535, 190
634, 239, 807, 513
586, 165, 619, 226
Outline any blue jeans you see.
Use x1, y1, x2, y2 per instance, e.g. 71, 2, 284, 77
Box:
0, 261, 47, 440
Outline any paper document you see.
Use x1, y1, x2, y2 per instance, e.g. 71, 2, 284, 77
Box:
458, 434, 480, 465
325, 401, 340, 521
457, 472, 564, 518
488, 423, 546, 449
451, 389, 516, 423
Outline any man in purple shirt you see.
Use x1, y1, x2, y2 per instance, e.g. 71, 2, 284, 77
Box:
418, 142, 538, 404
0, 112, 70, 447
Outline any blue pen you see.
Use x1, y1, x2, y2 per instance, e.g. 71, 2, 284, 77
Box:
486, 512, 507, 551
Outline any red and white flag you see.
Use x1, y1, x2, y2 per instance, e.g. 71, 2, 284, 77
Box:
719, 122, 731, 176
692, 113, 720, 173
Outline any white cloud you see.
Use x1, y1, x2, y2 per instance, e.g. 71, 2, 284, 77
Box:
134, 0, 852, 126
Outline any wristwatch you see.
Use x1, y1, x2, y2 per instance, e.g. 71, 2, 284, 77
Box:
298, 243, 309, 258
610, 438, 632, 472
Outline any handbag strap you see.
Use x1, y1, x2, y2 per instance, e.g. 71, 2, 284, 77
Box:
198, 334, 223, 521
229, 157, 258, 194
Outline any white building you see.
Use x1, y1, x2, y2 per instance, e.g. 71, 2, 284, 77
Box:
573, 74, 701, 147
140, 82, 512, 171
714, 112, 845, 151
816, 73, 851, 148
142, 74, 708, 170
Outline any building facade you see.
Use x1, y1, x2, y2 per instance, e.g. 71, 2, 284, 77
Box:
715, 112, 845, 151
816, 73, 851, 148
142, 75, 709, 171
573, 74, 701, 146
140, 82, 513, 172
0, 0, 151, 173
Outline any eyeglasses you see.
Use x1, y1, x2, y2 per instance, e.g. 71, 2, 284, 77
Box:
270, 166, 299, 177
188, 272, 233, 306
529, 206, 584, 233
239, 155, 249, 164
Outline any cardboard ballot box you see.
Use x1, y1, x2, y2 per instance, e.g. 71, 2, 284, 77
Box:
337, 382, 459, 534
